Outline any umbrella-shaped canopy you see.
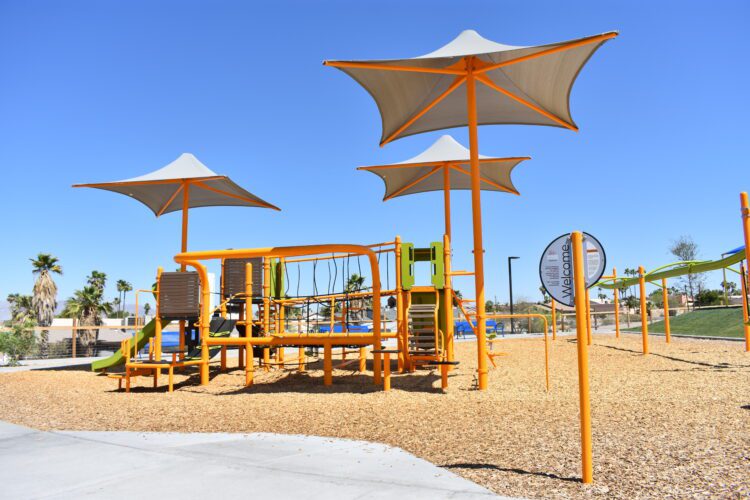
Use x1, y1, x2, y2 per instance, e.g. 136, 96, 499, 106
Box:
325, 29, 617, 393
359, 135, 529, 237
74, 153, 280, 254
325, 29, 617, 146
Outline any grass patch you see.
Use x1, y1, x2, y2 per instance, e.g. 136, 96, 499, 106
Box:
626, 307, 747, 338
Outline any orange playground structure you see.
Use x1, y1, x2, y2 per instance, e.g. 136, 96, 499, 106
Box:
107, 237, 495, 393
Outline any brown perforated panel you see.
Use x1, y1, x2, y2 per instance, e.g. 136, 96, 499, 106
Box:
159, 272, 200, 319
224, 258, 263, 298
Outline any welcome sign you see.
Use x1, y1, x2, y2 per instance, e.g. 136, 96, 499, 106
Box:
539, 233, 605, 307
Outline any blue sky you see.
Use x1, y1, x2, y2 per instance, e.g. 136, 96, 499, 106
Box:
1, 0, 748, 314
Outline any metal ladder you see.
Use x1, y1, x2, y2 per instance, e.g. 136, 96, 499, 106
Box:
408, 303, 440, 359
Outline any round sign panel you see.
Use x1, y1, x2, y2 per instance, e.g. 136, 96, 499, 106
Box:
539, 233, 606, 307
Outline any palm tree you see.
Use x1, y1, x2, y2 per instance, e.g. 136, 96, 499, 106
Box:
345, 274, 367, 321
116, 279, 128, 316
121, 281, 133, 317
143, 303, 151, 317
538, 285, 550, 304
61, 285, 113, 357
87, 271, 107, 293
112, 297, 121, 317
7, 293, 35, 323
30, 253, 62, 358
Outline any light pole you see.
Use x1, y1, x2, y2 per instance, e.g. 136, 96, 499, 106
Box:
508, 256, 520, 333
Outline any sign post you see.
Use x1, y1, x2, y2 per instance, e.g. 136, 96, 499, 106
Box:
571, 231, 593, 484
540, 231, 604, 484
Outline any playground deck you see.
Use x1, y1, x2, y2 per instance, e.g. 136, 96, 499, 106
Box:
0, 335, 747, 499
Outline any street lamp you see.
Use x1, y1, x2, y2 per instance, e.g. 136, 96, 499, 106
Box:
508, 256, 520, 334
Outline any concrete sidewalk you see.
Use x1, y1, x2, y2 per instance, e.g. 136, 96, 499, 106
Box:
0, 421, 503, 499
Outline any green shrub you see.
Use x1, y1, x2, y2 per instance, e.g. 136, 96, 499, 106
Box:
0, 319, 37, 366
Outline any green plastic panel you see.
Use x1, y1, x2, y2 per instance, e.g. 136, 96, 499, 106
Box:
401, 243, 415, 291
430, 241, 444, 289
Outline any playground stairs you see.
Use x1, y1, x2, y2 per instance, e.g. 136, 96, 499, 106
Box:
408, 303, 440, 358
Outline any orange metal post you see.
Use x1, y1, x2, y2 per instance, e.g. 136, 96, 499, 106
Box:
245, 263, 254, 386
571, 231, 593, 484
662, 278, 671, 344
277, 257, 286, 364
395, 236, 405, 372
298, 347, 306, 372
263, 259, 271, 368
155, 267, 163, 363
220, 262, 227, 371
180, 259, 211, 385
443, 165, 452, 240
383, 352, 391, 391
612, 268, 620, 340
741, 192, 750, 351
237, 300, 245, 370
245, 341, 253, 386
444, 234, 454, 363
324, 343, 333, 386
740, 263, 750, 352
178, 182, 189, 360
550, 299, 557, 340
466, 56, 489, 390
638, 266, 649, 355
359, 347, 366, 372
585, 291, 592, 345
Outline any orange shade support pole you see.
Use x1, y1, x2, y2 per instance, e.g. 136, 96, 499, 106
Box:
466, 58, 489, 390
639, 266, 649, 355
741, 192, 750, 352
443, 165, 452, 240
740, 262, 750, 352
662, 278, 671, 344
571, 231, 593, 484
181, 181, 189, 263
585, 291, 592, 345
179, 182, 189, 361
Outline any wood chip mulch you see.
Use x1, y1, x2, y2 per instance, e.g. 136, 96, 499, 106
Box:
0, 334, 748, 499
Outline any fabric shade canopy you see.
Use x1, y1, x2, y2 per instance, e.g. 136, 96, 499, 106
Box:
359, 135, 528, 201
73, 153, 279, 216
325, 29, 617, 145
325, 28, 617, 394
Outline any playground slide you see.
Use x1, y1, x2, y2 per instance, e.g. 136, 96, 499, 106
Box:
91, 318, 159, 372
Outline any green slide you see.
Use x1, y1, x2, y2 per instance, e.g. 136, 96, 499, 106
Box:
91, 318, 159, 372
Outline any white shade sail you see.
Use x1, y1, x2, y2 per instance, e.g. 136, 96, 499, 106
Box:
359, 135, 528, 200
73, 153, 280, 216
325, 29, 617, 145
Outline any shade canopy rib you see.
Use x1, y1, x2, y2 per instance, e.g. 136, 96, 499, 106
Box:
358, 135, 528, 200
325, 29, 617, 144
